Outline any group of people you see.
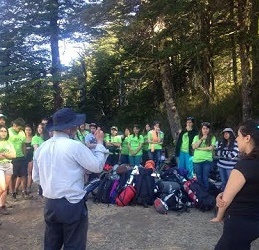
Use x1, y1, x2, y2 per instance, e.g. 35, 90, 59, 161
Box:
76, 121, 165, 172
176, 116, 259, 249
175, 117, 239, 192
0, 114, 49, 218
1, 108, 259, 249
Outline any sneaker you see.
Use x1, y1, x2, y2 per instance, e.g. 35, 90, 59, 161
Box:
0, 206, 9, 215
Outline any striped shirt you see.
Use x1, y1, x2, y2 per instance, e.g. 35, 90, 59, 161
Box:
216, 141, 239, 169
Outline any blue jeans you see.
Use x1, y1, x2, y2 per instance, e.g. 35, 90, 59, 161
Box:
194, 161, 213, 190
120, 154, 129, 164
219, 167, 232, 191
148, 149, 162, 170
177, 151, 194, 179
129, 155, 142, 166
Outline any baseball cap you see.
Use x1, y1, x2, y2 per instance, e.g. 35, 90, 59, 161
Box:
222, 128, 234, 133
111, 126, 118, 131
0, 114, 7, 119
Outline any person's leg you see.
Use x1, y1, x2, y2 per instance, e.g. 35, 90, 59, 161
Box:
219, 167, 227, 191
148, 150, 154, 161
0, 170, 5, 199
186, 155, 194, 179
202, 161, 212, 190
215, 215, 259, 250
63, 209, 88, 250
27, 161, 33, 193
0, 174, 12, 207
129, 156, 134, 166
193, 162, 202, 184
155, 149, 162, 170
134, 155, 142, 166
177, 151, 186, 169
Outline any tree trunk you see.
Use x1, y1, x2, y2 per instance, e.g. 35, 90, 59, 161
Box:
251, 0, 259, 106
237, 0, 253, 121
160, 58, 182, 143
49, 0, 63, 110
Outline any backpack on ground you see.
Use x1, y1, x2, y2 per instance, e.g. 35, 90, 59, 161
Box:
133, 167, 155, 207
94, 173, 117, 204
163, 189, 189, 212
115, 185, 136, 206
84, 178, 101, 200
154, 197, 168, 214
156, 179, 181, 198
188, 180, 216, 212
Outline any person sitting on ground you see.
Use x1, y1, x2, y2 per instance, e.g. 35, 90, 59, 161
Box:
0, 125, 16, 215
211, 119, 259, 250
215, 127, 239, 191
32, 107, 108, 250
175, 116, 198, 179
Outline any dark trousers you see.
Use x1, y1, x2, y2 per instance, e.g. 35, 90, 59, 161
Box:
215, 215, 259, 250
44, 197, 88, 250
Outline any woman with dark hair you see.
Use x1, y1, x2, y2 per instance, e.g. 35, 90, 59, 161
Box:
142, 124, 150, 165
120, 128, 131, 164
211, 119, 259, 249
128, 125, 144, 166
192, 122, 216, 190
216, 128, 239, 191
0, 125, 16, 215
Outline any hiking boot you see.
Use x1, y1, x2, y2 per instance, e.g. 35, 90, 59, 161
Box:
0, 206, 9, 215
22, 191, 33, 200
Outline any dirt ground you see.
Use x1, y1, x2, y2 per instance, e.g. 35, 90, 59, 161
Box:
1, 184, 259, 250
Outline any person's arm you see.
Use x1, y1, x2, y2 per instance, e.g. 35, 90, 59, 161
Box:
192, 138, 203, 149
210, 169, 246, 222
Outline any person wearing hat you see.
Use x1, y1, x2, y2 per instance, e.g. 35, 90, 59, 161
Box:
0, 114, 7, 126
215, 127, 239, 191
104, 126, 122, 166
175, 117, 198, 179
32, 108, 108, 250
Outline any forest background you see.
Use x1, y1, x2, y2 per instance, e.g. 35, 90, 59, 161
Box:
0, 0, 258, 150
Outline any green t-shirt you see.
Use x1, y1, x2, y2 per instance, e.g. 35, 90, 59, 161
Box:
8, 127, 26, 158
180, 132, 189, 153
128, 134, 144, 156
0, 140, 16, 163
142, 133, 149, 151
192, 135, 216, 163
31, 135, 45, 147
121, 136, 130, 155
148, 130, 164, 150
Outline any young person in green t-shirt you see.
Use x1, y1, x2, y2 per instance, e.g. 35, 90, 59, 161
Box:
192, 122, 216, 190
8, 117, 30, 199
141, 124, 151, 165
120, 128, 131, 164
148, 121, 164, 170
128, 125, 144, 166
0, 125, 16, 215
105, 126, 122, 166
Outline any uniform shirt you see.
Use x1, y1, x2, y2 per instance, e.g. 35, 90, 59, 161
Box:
148, 130, 164, 150
0, 140, 16, 163
192, 135, 216, 163
8, 127, 26, 158
32, 132, 108, 203
31, 134, 45, 147
226, 158, 259, 217
128, 134, 144, 156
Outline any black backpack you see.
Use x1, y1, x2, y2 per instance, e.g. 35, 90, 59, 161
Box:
133, 168, 155, 207
94, 173, 117, 204
189, 180, 216, 211
163, 189, 189, 212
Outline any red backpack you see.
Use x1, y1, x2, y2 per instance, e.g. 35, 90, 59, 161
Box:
115, 185, 136, 206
